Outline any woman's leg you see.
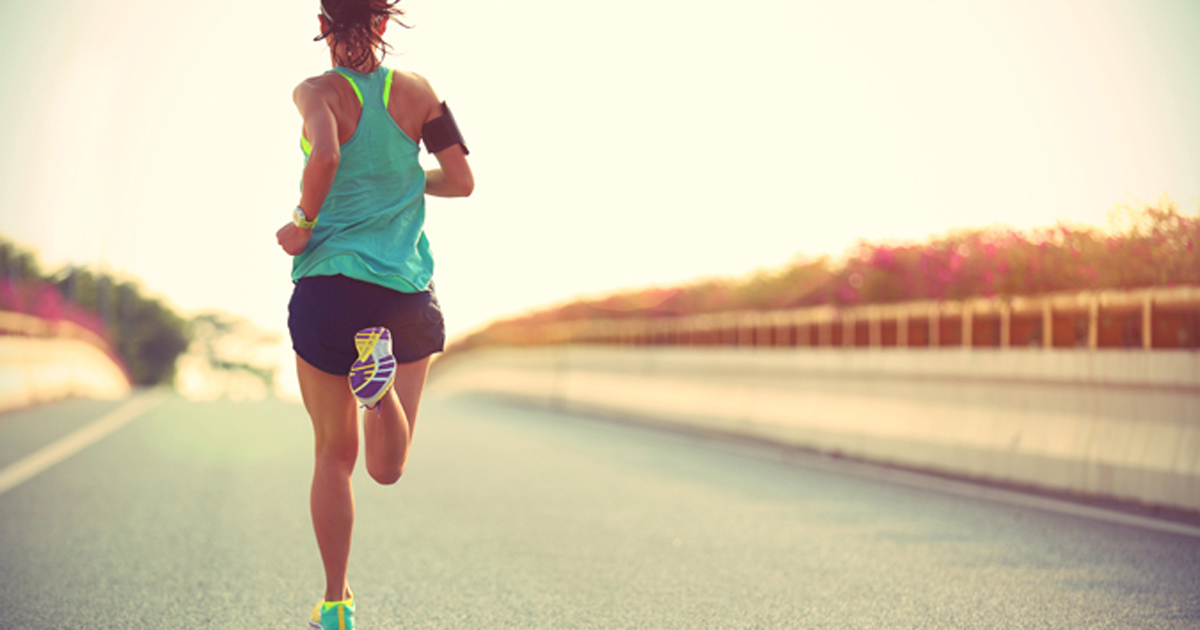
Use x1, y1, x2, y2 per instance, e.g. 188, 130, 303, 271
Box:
363, 356, 431, 485
297, 354, 359, 603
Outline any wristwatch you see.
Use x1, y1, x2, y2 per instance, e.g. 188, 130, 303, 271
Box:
292, 206, 317, 229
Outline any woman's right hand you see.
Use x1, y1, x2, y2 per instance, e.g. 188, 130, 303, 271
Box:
276, 222, 313, 256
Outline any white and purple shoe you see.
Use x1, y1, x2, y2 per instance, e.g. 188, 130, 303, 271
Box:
349, 327, 396, 410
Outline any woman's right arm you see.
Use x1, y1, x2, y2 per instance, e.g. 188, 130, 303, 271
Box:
277, 79, 341, 256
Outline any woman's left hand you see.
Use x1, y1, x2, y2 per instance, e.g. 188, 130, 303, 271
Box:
277, 223, 313, 256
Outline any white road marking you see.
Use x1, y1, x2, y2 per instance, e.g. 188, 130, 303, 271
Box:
0, 392, 165, 496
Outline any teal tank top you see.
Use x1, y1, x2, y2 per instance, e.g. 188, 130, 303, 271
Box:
292, 66, 432, 293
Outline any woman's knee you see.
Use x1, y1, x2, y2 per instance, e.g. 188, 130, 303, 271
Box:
367, 462, 404, 485
315, 431, 359, 469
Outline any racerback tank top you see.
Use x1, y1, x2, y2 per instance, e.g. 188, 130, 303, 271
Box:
291, 66, 433, 293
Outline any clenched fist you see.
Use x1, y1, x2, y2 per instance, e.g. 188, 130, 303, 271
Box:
276, 223, 313, 256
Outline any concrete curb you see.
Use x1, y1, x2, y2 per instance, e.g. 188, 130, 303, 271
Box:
0, 336, 132, 413
429, 345, 1200, 513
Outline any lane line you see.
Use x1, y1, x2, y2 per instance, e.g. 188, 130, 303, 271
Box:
0, 392, 165, 496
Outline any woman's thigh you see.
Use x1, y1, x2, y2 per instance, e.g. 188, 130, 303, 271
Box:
297, 353, 359, 458
392, 356, 431, 431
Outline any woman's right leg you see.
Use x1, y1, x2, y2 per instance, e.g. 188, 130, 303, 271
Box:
297, 353, 359, 603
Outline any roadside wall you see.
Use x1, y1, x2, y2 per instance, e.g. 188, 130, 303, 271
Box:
429, 345, 1200, 512
0, 336, 131, 412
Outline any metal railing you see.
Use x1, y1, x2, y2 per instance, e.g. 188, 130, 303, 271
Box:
495, 286, 1200, 351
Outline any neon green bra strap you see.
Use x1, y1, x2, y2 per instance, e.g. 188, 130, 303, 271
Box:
301, 69, 390, 155
301, 71, 365, 155
331, 70, 363, 105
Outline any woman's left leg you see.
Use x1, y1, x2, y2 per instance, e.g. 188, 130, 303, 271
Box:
362, 357, 431, 485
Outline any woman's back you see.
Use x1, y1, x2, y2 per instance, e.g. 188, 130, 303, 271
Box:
306, 66, 441, 151
293, 66, 436, 293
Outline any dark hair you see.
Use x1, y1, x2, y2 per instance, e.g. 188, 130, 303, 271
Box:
315, 0, 410, 70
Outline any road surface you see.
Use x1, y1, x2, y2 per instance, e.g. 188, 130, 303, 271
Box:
1, 392, 1198, 628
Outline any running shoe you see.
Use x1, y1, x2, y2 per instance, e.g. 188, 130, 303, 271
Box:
349, 326, 396, 409
309, 593, 355, 630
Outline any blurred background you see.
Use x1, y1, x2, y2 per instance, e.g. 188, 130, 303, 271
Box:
0, 0, 1197, 399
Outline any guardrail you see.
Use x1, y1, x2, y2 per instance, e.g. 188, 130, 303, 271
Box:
499, 286, 1200, 351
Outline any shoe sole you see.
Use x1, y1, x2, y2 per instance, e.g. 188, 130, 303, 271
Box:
349, 327, 396, 408
310, 608, 353, 630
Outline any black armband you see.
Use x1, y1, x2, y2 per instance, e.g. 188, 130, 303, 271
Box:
421, 102, 469, 155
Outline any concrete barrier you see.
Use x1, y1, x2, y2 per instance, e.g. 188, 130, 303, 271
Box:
429, 345, 1200, 513
0, 336, 132, 412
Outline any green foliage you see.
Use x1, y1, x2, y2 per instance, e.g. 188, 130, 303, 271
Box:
0, 236, 190, 386
1102, 198, 1200, 288
0, 240, 43, 285
111, 287, 190, 386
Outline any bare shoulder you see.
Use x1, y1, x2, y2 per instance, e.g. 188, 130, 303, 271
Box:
389, 70, 435, 97
388, 70, 442, 120
292, 74, 343, 109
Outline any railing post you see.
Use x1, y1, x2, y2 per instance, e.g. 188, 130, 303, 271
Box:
897, 308, 908, 348
1088, 295, 1099, 350
1142, 294, 1153, 350
869, 307, 881, 349
962, 304, 973, 349
1000, 302, 1011, 349
1042, 302, 1054, 349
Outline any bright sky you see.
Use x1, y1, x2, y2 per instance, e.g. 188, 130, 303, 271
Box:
2, 0, 1199, 356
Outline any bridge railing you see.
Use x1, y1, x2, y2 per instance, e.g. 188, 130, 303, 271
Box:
511, 286, 1200, 351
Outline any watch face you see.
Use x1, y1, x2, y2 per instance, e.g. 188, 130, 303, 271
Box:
293, 207, 307, 227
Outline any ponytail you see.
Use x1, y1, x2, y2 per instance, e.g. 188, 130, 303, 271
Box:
315, 0, 409, 70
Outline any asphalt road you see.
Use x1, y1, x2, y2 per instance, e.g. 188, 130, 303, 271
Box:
1, 391, 1198, 629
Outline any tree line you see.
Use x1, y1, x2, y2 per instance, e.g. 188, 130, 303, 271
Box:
0, 238, 189, 386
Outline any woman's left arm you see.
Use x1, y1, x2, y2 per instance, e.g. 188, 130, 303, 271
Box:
425, 144, 473, 198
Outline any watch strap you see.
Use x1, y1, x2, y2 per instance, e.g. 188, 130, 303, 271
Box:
293, 206, 317, 229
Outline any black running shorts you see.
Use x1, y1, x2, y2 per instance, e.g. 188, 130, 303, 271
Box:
288, 275, 446, 375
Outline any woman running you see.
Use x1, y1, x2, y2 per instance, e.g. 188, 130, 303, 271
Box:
275, 1, 472, 628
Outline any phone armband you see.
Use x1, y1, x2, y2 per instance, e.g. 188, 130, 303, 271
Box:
421, 102, 469, 155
